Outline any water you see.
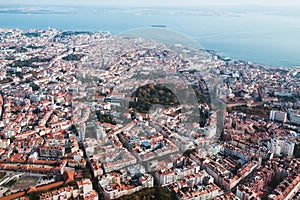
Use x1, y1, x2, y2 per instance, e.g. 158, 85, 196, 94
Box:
0, 6, 300, 67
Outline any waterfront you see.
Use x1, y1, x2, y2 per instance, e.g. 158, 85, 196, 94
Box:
0, 5, 300, 67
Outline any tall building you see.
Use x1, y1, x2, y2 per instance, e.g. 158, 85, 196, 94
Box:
267, 137, 295, 156
77, 122, 86, 141
290, 112, 300, 125
269, 110, 287, 123
96, 124, 106, 139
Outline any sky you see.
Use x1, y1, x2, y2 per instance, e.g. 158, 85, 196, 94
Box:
2, 0, 300, 7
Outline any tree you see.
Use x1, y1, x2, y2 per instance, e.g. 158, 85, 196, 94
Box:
30, 83, 40, 91
232, 121, 237, 129
183, 148, 196, 157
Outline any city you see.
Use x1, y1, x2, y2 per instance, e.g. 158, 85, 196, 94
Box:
0, 27, 299, 200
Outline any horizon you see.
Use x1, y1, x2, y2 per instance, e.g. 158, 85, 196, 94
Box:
2, 0, 300, 7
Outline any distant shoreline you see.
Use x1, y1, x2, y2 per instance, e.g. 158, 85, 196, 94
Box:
0, 10, 300, 67
0, 27, 299, 70
151, 25, 167, 28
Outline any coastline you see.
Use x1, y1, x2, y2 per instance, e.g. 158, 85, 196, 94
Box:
0, 27, 299, 69
0, 7, 299, 68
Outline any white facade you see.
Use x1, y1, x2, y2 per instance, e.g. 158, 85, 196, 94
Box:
0, 139, 10, 148
267, 137, 295, 156
290, 113, 300, 125
269, 110, 287, 123
77, 179, 93, 195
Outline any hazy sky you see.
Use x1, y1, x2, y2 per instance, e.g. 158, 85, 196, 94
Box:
2, 0, 300, 7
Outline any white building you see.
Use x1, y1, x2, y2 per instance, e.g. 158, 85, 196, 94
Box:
269, 110, 287, 123
267, 137, 295, 156
99, 169, 154, 200
0, 139, 10, 148
155, 168, 176, 186
290, 113, 300, 125
77, 179, 93, 195
203, 126, 217, 139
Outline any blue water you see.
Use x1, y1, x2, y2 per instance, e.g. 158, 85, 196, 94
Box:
0, 6, 300, 67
